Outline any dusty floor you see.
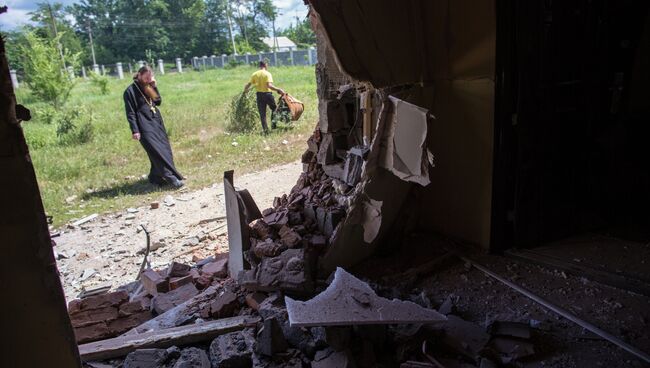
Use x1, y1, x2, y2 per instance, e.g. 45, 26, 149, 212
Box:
353, 234, 650, 367
54, 161, 302, 302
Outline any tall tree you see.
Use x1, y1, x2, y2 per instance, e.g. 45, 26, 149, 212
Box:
28, 2, 84, 62
280, 17, 315, 49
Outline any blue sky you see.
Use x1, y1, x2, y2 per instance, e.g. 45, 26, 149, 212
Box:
0, 0, 308, 31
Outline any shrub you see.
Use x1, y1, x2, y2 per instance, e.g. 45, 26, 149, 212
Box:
226, 90, 259, 133
17, 32, 78, 108
35, 105, 58, 125
89, 71, 109, 95
55, 105, 95, 146
225, 58, 244, 69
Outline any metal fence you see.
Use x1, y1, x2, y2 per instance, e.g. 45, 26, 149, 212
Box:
9, 47, 317, 89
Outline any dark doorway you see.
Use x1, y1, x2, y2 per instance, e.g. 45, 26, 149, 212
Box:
492, 0, 650, 250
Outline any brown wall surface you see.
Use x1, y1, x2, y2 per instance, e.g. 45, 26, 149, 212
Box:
310, 0, 497, 248
0, 33, 82, 367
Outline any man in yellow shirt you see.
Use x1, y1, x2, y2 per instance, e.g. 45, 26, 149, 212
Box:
243, 61, 285, 133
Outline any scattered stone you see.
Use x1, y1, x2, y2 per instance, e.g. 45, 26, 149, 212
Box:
185, 236, 200, 247
127, 208, 139, 213
312, 348, 355, 368
80, 268, 97, 282
245, 292, 268, 311
173, 347, 210, 368
201, 257, 228, 279
441, 315, 491, 360
209, 289, 240, 318
151, 201, 160, 209
279, 226, 302, 248
169, 275, 194, 290
125, 214, 136, 220
256, 317, 288, 356
123, 348, 169, 368
167, 262, 191, 278
253, 239, 285, 258
209, 330, 254, 368
164, 195, 176, 207
152, 283, 200, 315
141, 269, 169, 295
241, 249, 313, 294
438, 295, 456, 315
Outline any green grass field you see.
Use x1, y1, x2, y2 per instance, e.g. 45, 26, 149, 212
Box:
15, 66, 317, 228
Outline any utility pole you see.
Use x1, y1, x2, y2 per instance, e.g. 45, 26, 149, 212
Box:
272, 14, 278, 51
47, 2, 67, 70
87, 21, 97, 66
225, 0, 237, 55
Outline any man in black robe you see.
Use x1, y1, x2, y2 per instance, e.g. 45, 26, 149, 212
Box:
124, 66, 184, 188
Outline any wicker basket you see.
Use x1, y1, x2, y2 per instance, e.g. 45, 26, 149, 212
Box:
280, 93, 304, 121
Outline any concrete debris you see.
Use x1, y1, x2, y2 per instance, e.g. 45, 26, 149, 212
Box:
256, 317, 289, 356
380, 96, 434, 186
441, 315, 491, 360
209, 330, 255, 368
123, 348, 171, 368
152, 283, 199, 315
285, 268, 446, 327
164, 195, 175, 207
312, 348, 356, 368
245, 292, 268, 311
80, 268, 98, 282
173, 347, 210, 368
240, 249, 313, 294
209, 289, 240, 318
224, 170, 255, 279
73, 213, 99, 227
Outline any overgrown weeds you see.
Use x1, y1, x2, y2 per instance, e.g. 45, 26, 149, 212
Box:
226, 89, 259, 133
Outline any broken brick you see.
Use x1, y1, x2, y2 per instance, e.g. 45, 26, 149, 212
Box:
107, 310, 152, 335
279, 226, 302, 248
67, 290, 129, 313
119, 299, 149, 317
69, 306, 118, 328
250, 219, 272, 239
209, 290, 240, 318
141, 269, 169, 295
166, 262, 191, 278
169, 274, 194, 290
151, 283, 199, 315
245, 292, 267, 311
201, 258, 228, 279
196, 275, 213, 290
74, 321, 111, 344
253, 239, 286, 258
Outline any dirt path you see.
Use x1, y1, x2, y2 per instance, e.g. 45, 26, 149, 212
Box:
54, 161, 302, 302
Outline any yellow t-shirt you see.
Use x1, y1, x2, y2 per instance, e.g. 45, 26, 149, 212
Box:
249, 70, 273, 92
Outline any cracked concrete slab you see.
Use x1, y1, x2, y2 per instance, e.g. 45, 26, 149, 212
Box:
285, 268, 446, 327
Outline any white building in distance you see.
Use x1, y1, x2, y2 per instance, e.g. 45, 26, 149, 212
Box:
261, 36, 297, 51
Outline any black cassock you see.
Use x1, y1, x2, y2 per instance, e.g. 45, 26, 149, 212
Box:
124, 82, 183, 185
